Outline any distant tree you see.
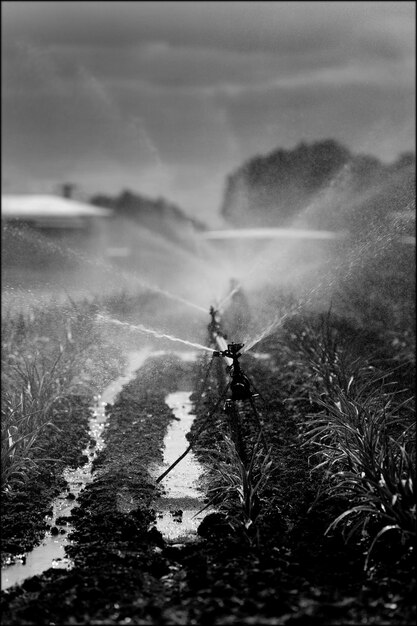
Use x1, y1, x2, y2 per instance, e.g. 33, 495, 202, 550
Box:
90, 189, 206, 236
221, 139, 352, 227
220, 138, 416, 236
393, 151, 416, 170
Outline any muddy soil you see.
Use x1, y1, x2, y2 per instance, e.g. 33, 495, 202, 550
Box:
1, 396, 91, 565
1, 350, 415, 625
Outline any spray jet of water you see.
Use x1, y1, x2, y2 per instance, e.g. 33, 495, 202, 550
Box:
5, 223, 208, 315
121, 219, 226, 302
211, 223, 350, 308
96, 314, 216, 353
243, 312, 292, 353
241, 214, 411, 351
218, 281, 243, 310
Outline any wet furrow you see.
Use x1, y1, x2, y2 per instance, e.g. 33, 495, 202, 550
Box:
0, 350, 211, 624
1, 347, 414, 625
1, 350, 154, 591
151, 390, 211, 544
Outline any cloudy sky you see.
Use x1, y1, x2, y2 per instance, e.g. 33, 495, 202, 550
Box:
2, 1, 415, 225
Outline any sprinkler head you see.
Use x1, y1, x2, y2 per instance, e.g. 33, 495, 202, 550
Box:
213, 342, 244, 360
227, 342, 244, 355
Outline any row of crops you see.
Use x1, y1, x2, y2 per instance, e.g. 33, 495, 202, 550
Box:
1, 288, 415, 623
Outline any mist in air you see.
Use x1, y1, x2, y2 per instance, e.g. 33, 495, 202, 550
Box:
2, 1, 415, 351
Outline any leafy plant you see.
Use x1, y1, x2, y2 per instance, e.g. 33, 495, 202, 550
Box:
294, 314, 416, 569
198, 433, 273, 538
1, 390, 60, 492
325, 435, 415, 570
1, 295, 125, 494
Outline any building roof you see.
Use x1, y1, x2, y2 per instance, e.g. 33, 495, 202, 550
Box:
1, 194, 113, 219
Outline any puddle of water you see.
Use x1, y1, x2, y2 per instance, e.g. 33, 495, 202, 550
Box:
151, 391, 212, 544
1, 538, 72, 586
1, 349, 153, 591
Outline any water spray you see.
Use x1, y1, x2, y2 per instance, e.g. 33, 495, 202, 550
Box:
218, 282, 243, 311
4, 222, 208, 316
96, 314, 215, 353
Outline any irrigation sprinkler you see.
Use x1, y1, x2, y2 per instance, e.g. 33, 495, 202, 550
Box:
212, 339, 268, 454
156, 304, 269, 483
213, 342, 253, 402
208, 305, 223, 337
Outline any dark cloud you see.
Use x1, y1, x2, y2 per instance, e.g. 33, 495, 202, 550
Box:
3, 1, 413, 57
2, 1, 414, 223
223, 80, 415, 160
3, 1, 344, 51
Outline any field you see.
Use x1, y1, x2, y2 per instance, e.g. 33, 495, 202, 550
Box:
1, 238, 415, 624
